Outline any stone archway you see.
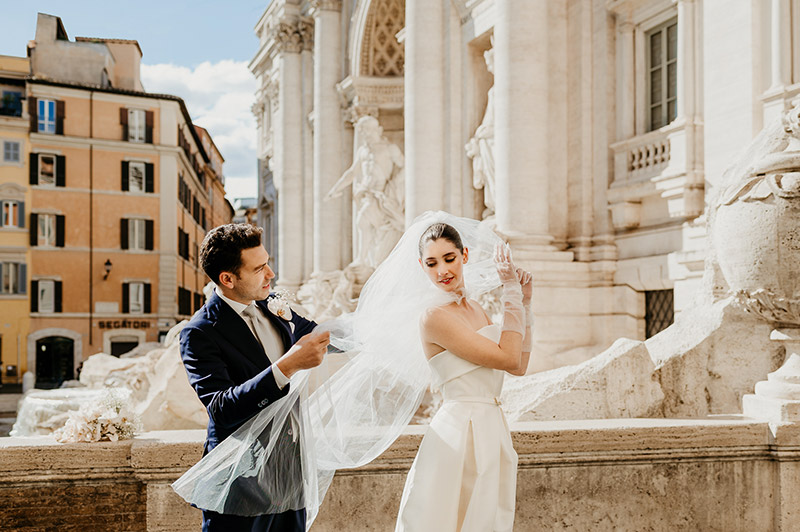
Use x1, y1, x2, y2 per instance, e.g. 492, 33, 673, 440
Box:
27, 328, 82, 388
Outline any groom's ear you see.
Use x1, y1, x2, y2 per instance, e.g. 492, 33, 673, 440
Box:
218, 271, 235, 289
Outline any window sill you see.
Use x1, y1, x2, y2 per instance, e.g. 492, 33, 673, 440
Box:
0, 294, 27, 299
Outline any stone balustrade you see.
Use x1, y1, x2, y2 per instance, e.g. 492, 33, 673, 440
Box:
611, 127, 673, 184
608, 119, 704, 229
0, 419, 798, 530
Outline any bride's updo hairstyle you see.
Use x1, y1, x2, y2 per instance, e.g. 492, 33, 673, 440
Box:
418, 223, 464, 257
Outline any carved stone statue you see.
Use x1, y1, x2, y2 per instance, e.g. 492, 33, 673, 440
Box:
327, 115, 405, 267
465, 44, 496, 218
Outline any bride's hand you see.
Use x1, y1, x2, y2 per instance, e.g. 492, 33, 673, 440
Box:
494, 243, 518, 285
516, 267, 533, 303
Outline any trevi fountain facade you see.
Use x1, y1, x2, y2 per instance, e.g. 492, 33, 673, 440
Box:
4, 0, 800, 530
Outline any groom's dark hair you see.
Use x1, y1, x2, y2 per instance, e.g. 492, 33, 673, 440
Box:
200, 223, 264, 285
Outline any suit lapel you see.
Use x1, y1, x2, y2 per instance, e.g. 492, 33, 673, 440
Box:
206, 292, 269, 369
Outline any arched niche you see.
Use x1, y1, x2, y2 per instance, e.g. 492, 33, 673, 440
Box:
349, 0, 405, 78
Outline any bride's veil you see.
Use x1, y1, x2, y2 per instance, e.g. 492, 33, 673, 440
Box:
171, 211, 505, 527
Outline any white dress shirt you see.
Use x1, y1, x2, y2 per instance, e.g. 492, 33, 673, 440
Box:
215, 287, 290, 389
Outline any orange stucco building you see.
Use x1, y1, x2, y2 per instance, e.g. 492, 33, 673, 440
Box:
0, 14, 234, 388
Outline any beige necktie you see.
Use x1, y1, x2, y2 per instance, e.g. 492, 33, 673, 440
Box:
243, 303, 298, 440
242, 304, 277, 363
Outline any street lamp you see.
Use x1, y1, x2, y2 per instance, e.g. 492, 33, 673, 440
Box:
103, 259, 113, 280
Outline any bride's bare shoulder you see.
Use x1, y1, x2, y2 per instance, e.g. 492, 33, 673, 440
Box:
419, 304, 459, 334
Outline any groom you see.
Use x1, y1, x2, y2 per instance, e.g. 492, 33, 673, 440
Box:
180, 223, 329, 532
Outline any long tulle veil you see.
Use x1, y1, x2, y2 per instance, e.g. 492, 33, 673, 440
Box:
172, 211, 505, 527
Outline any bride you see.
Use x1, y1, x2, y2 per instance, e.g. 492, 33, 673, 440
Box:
396, 222, 531, 531
172, 211, 532, 531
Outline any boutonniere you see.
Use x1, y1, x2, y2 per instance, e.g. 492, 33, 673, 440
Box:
267, 290, 293, 321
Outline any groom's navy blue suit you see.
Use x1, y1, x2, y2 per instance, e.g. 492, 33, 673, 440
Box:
180, 290, 317, 532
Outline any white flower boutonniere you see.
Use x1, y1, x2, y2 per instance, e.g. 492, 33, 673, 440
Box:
267, 290, 293, 321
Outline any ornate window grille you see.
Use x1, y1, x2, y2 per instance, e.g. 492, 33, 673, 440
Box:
645, 289, 674, 338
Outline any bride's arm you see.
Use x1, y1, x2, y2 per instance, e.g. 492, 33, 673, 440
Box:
507, 269, 533, 376
421, 307, 523, 371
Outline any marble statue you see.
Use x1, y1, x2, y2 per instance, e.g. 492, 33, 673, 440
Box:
465, 44, 496, 218
327, 115, 405, 268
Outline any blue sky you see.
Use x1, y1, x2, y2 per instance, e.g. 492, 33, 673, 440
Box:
0, 1, 271, 199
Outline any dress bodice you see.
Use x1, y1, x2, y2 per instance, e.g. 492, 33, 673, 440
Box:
427, 324, 504, 402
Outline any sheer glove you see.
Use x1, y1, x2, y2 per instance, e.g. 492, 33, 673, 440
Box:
496, 244, 525, 336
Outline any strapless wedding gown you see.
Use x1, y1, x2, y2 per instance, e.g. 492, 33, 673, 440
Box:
395, 324, 517, 532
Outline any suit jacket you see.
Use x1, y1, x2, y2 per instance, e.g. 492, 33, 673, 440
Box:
180, 291, 317, 453
180, 291, 317, 532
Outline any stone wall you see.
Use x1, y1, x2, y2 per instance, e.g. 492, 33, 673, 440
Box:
0, 420, 798, 531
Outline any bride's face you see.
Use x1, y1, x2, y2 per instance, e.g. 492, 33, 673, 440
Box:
419, 238, 468, 293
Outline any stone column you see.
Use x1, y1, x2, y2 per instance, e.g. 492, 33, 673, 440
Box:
770, 0, 792, 90
404, 0, 445, 226
274, 21, 305, 292
676, 0, 696, 119
619, 21, 635, 139
311, 1, 344, 272
494, 0, 554, 251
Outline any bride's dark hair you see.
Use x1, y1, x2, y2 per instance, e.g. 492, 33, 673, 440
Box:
418, 223, 464, 257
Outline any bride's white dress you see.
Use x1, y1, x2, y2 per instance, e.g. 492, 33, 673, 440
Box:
395, 324, 517, 532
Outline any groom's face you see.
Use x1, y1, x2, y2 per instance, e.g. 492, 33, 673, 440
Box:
228, 245, 275, 302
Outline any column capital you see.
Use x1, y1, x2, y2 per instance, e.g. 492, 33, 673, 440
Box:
270, 18, 313, 54
273, 20, 303, 53
310, 0, 342, 14
298, 17, 314, 51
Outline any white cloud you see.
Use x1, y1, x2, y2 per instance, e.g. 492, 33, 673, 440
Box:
140, 60, 257, 201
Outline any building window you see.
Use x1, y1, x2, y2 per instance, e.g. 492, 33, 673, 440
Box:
178, 228, 189, 260
129, 219, 146, 250
30, 213, 64, 247
129, 162, 145, 192
30, 153, 65, 187
38, 99, 56, 134
178, 287, 192, 315
0, 262, 26, 294
38, 154, 56, 185
121, 161, 154, 193
122, 282, 151, 314
35, 279, 62, 313
1, 200, 24, 228
3, 140, 20, 162
1, 91, 22, 117
645, 289, 674, 338
38, 213, 56, 246
120, 218, 154, 250
128, 109, 146, 143
647, 18, 678, 131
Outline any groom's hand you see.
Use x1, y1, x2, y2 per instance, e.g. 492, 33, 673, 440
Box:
275, 331, 330, 378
